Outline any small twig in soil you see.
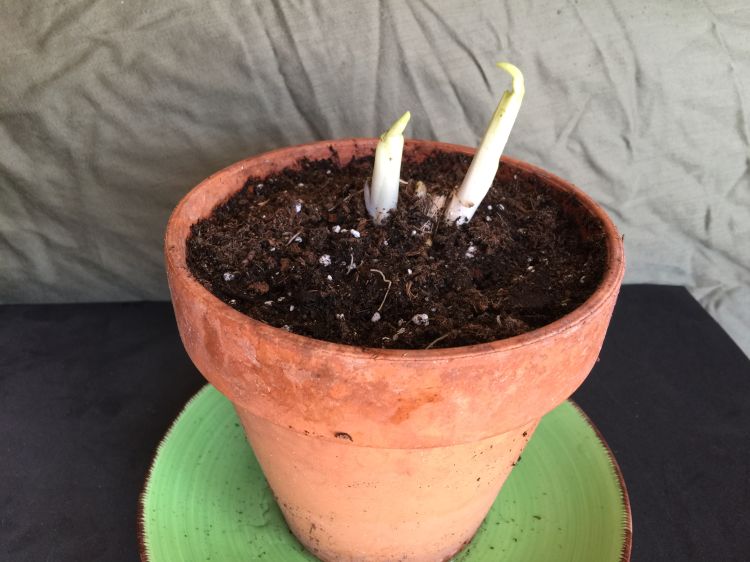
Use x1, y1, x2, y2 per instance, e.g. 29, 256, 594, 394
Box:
369, 269, 392, 312
346, 253, 358, 275
285, 229, 304, 246
328, 189, 361, 212
432, 213, 441, 238
405, 281, 416, 300
425, 332, 452, 349
391, 326, 407, 341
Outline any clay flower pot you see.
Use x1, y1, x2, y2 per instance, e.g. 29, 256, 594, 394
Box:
165, 139, 625, 562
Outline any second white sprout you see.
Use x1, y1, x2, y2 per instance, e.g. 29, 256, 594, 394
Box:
444, 62, 525, 225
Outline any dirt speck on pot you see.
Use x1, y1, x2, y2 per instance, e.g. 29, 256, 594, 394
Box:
186, 151, 607, 349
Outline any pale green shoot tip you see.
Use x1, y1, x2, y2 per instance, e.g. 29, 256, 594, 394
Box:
496, 62, 525, 96
381, 111, 411, 141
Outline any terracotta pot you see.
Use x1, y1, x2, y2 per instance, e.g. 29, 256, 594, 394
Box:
165, 139, 625, 562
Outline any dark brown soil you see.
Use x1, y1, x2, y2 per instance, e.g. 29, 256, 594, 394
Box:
186, 150, 607, 349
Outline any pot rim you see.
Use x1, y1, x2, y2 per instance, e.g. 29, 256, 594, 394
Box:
165, 138, 625, 361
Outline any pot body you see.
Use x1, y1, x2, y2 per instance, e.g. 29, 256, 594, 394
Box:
165, 139, 625, 561
237, 408, 537, 561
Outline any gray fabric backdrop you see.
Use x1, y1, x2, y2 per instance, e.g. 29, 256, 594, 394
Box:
1, 0, 749, 356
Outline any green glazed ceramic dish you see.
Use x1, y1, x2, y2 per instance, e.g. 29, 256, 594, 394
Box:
139, 385, 631, 561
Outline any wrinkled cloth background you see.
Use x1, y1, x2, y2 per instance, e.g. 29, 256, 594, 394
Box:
1, 0, 749, 356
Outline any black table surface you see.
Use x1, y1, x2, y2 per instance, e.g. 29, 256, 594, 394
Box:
1, 285, 749, 562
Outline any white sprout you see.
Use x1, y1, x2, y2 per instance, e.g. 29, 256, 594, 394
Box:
365, 111, 411, 224
445, 63, 525, 225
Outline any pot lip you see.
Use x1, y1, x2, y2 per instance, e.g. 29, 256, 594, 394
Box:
165, 138, 625, 361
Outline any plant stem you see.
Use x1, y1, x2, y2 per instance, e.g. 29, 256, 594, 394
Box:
365, 111, 411, 224
445, 62, 525, 225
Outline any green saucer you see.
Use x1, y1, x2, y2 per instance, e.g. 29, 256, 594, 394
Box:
139, 385, 631, 561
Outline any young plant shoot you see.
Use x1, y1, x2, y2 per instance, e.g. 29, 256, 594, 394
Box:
445, 62, 525, 225
365, 111, 411, 224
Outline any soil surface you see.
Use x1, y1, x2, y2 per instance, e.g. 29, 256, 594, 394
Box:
186, 150, 607, 349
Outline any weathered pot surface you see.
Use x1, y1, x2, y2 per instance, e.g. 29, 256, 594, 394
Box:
165, 138, 625, 562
